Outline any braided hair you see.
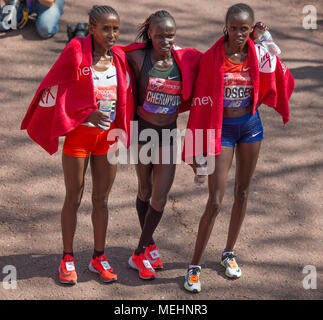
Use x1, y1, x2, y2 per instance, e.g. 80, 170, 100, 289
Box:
223, 3, 254, 40
136, 10, 176, 48
88, 5, 119, 26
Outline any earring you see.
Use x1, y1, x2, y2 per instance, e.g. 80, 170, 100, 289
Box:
223, 26, 229, 40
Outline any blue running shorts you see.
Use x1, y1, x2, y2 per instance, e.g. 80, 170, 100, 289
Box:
221, 111, 264, 147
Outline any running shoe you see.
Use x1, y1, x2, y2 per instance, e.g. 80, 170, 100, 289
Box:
184, 266, 201, 293
89, 254, 117, 283
128, 252, 156, 280
220, 251, 242, 279
59, 254, 77, 285
145, 244, 163, 270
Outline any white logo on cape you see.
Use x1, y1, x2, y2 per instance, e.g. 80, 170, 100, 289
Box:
256, 44, 276, 73
39, 85, 58, 107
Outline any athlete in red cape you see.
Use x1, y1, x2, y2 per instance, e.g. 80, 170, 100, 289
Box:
121, 41, 202, 112
182, 36, 295, 163
21, 34, 135, 154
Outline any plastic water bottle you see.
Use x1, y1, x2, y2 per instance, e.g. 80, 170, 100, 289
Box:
194, 166, 207, 187
97, 105, 115, 130
253, 26, 281, 56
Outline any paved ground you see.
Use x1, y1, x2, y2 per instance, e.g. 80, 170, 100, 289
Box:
0, 0, 322, 300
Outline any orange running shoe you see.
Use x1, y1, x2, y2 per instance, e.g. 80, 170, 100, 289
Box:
88, 254, 117, 283
128, 252, 156, 280
59, 254, 77, 285
145, 244, 163, 270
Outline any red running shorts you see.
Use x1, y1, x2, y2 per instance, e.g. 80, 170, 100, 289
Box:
63, 125, 117, 158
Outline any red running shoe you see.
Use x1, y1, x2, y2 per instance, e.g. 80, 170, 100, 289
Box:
145, 244, 163, 270
59, 254, 77, 285
88, 254, 117, 283
128, 252, 156, 280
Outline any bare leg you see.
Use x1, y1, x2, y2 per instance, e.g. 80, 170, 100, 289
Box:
90, 153, 117, 252
135, 144, 153, 202
61, 154, 89, 253
191, 147, 234, 265
224, 140, 261, 252
150, 144, 176, 212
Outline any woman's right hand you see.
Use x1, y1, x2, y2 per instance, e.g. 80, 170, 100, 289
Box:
251, 21, 269, 41
86, 110, 111, 129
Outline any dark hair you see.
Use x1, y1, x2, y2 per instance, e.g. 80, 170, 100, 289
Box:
88, 5, 119, 26
136, 10, 176, 48
223, 3, 254, 40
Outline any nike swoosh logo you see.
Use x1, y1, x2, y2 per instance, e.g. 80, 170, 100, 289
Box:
251, 131, 262, 138
168, 76, 179, 80
242, 67, 250, 71
106, 74, 116, 79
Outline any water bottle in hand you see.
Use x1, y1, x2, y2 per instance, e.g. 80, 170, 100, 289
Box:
97, 105, 115, 130
253, 22, 281, 56
194, 166, 207, 187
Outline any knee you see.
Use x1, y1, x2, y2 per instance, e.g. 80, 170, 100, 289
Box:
137, 186, 152, 202
150, 197, 167, 212
36, 22, 58, 39
234, 185, 249, 202
92, 192, 107, 209
207, 197, 222, 218
64, 192, 83, 211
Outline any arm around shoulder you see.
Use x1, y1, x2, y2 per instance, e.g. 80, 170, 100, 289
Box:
126, 49, 145, 78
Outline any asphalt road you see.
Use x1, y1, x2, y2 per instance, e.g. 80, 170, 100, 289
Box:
0, 0, 322, 300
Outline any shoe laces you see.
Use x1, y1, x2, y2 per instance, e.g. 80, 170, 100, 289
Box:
188, 267, 200, 276
63, 254, 75, 262
222, 251, 240, 270
98, 254, 108, 262
148, 244, 157, 251
97, 254, 113, 269
62, 255, 75, 272
222, 251, 236, 261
